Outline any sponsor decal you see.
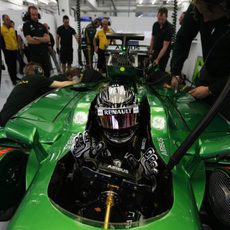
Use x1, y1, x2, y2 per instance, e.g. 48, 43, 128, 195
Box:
107, 164, 129, 174
97, 106, 139, 116
157, 137, 168, 156
73, 111, 88, 125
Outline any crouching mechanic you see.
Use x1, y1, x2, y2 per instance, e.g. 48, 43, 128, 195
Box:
70, 85, 165, 220
0, 62, 78, 126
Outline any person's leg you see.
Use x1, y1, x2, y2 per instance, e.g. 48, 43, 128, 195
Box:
17, 51, 26, 74
4, 50, 18, 84
87, 45, 93, 68
50, 49, 62, 73
97, 49, 105, 73
60, 49, 67, 73
101, 50, 106, 73
41, 53, 51, 77
67, 49, 73, 71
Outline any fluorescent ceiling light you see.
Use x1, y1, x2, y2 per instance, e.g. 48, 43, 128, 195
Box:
26, 0, 37, 4
152, 0, 157, 4
8, 0, 23, 5
139, 0, 143, 4
39, 0, 49, 4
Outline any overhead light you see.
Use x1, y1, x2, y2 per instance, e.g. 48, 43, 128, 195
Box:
8, 0, 23, 5
139, 0, 143, 4
39, 0, 49, 4
26, 0, 37, 4
152, 0, 157, 4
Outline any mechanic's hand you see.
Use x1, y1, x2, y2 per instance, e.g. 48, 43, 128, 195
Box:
140, 147, 158, 177
154, 59, 159, 65
188, 86, 210, 99
56, 47, 60, 55
171, 75, 180, 90
71, 130, 105, 160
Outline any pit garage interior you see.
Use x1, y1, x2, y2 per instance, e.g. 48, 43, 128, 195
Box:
0, 1, 230, 230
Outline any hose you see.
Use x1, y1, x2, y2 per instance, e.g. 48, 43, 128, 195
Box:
76, 0, 83, 66
171, 0, 178, 45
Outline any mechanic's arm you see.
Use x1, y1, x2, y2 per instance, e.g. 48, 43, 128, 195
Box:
33, 33, 50, 43
155, 41, 170, 64
50, 80, 76, 88
56, 34, 60, 51
93, 34, 98, 53
74, 33, 80, 44
25, 35, 42, 45
149, 35, 154, 55
171, 4, 200, 76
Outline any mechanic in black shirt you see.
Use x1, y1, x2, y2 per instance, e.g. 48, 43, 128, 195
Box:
23, 6, 51, 77
82, 18, 101, 68
170, 0, 230, 120
56, 15, 79, 73
149, 7, 173, 72
0, 62, 78, 127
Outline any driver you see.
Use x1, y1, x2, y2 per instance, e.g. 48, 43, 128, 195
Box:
71, 84, 159, 182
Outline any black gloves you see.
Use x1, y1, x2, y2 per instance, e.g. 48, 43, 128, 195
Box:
71, 130, 105, 160
140, 147, 158, 177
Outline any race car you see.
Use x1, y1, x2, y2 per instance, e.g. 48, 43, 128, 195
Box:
0, 33, 229, 230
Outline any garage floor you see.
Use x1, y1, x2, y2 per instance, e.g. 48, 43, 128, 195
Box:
0, 71, 15, 110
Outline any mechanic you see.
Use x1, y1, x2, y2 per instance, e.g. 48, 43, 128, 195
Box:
170, 0, 230, 120
23, 6, 51, 77
0, 62, 78, 127
149, 7, 173, 72
43, 23, 62, 73
82, 18, 101, 69
1, 14, 20, 85
56, 15, 79, 73
93, 18, 114, 73
11, 20, 26, 75
71, 85, 159, 186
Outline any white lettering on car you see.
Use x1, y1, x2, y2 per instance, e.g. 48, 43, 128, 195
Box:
157, 137, 168, 156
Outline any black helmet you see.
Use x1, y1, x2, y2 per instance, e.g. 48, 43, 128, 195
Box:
96, 85, 139, 144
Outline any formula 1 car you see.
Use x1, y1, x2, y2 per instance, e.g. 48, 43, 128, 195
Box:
0, 34, 229, 230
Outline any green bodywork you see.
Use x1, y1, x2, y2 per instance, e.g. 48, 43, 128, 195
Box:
0, 81, 229, 230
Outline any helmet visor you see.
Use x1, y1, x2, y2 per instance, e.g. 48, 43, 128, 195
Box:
97, 106, 139, 130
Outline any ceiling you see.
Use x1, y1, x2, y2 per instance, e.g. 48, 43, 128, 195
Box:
71, 0, 190, 16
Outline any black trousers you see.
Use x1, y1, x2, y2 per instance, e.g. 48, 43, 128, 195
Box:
30, 52, 51, 77
97, 48, 106, 72
3, 49, 18, 84
83, 45, 94, 68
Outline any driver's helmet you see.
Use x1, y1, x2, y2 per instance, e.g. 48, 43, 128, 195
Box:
96, 85, 139, 144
